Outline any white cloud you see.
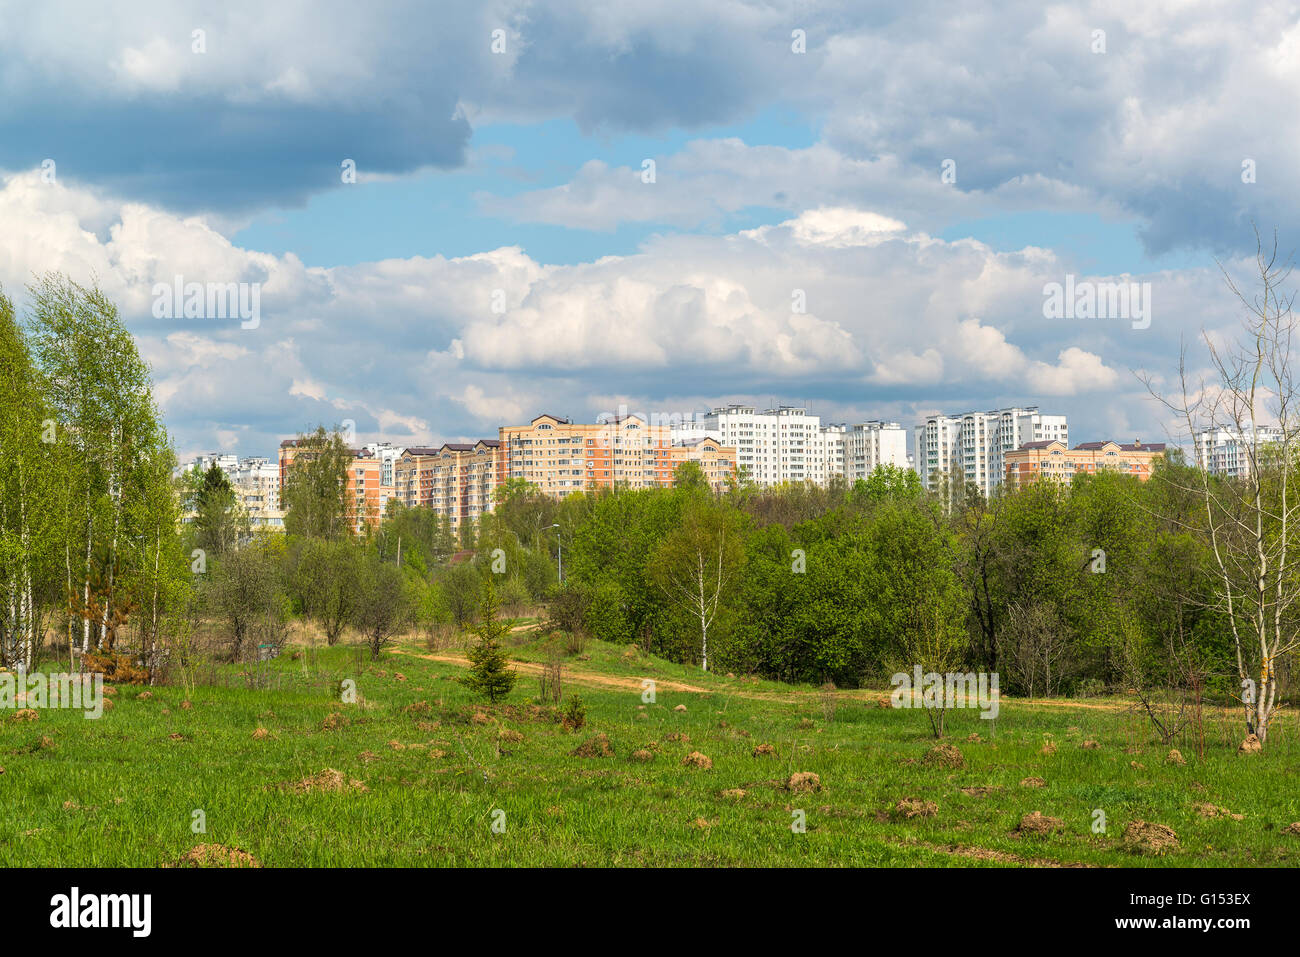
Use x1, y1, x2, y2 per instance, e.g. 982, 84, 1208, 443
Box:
0, 173, 1249, 457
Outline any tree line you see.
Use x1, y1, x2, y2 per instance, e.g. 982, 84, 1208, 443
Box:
5, 238, 1296, 749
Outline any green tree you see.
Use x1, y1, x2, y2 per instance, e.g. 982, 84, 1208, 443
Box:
185, 462, 246, 557
27, 274, 177, 655
646, 500, 747, 671
290, 537, 363, 645
206, 536, 288, 661
281, 426, 352, 540
352, 551, 414, 660
0, 286, 62, 668
463, 581, 517, 702
439, 562, 481, 628
672, 460, 709, 493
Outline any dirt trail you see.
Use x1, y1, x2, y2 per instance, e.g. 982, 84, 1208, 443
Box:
390, 647, 716, 696
386, 644, 1265, 720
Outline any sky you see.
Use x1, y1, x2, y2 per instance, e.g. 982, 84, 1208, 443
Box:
1, 0, 1297, 463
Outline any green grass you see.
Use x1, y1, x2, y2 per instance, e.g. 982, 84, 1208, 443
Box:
1, 635, 1297, 866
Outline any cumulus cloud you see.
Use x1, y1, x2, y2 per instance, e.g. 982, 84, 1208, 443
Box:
0, 0, 1291, 255
0, 176, 1249, 460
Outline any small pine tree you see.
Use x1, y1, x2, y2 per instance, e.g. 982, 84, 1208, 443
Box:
464, 581, 517, 702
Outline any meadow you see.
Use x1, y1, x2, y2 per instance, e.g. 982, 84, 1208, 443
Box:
2, 625, 1297, 867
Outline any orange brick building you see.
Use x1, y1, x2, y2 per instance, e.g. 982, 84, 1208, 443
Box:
278, 439, 388, 533
499, 413, 736, 498
1003, 439, 1166, 491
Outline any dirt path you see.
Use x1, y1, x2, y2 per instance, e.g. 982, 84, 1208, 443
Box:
389, 647, 716, 696
386, 644, 1274, 722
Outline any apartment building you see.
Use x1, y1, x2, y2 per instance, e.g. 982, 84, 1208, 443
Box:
187, 452, 239, 476
842, 421, 909, 480
670, 436, 738, 491
362, 442, 405, 515
1193, 425, 1286, 478
345, 454, 383, 532
671, 405, 908, 487
427, 440, 504, 530
179, 453, 284, 528
393, 446, 441, 508
500, 413, 738, 498
501, 413, 672, 497
916, 406, 1068, 496
1004, 439, 1166, 490
278, 440, 390, 533
229, 456, 284, 528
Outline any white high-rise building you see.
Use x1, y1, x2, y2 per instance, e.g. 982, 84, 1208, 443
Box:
914, 415, 963, 490
916, 406, 1068, 496
179, 454, 285, 528
363, 442, 406, 513
1194, 425, 1286, 478
671, 406, 908, 487
183, 452, 239, 477
230, 456, 284, 527
843, 421, 910, 480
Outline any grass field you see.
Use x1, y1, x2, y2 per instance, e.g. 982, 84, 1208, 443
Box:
2, 625, 1298, 867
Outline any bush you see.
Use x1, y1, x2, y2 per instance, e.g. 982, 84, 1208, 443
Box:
545, 582, 588, 634
1074, 677, 1108, 698
584, 579, 633, 644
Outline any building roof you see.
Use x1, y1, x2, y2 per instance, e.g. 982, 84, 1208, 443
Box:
1073, 440, 1167, 452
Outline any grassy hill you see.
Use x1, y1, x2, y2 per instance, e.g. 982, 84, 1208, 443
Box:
2, 625, 1298, 867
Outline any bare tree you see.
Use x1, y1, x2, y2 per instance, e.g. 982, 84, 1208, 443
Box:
1147, 226, 1300, 744
998, 601, 1075, 699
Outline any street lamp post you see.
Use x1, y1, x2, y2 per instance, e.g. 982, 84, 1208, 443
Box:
549, 523, 563, 583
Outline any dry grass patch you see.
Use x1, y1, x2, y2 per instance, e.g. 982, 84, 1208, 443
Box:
177, 843, 262, 868
1016, 811, 1064, 835
895, 797, 938, 818
287, 768, 368, 794
1123, 820, 1179, 855
924, 743, 964, 769
787, 771, 821, 793
570, 733, 614, 758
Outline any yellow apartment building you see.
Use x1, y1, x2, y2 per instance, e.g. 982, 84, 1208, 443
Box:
670, 436, 737, 492
1004, 439, 1166, 491
499, 413, 735, 498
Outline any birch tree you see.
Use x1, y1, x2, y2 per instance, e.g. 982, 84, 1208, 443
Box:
1147, 228, 1300, 744
26, 275, 176, 657
0, 287, 62, 668
646, 502, 745, 671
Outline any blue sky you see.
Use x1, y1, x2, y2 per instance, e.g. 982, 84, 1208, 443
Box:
232, 110, 823, 268
0, 0, 1294, 460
